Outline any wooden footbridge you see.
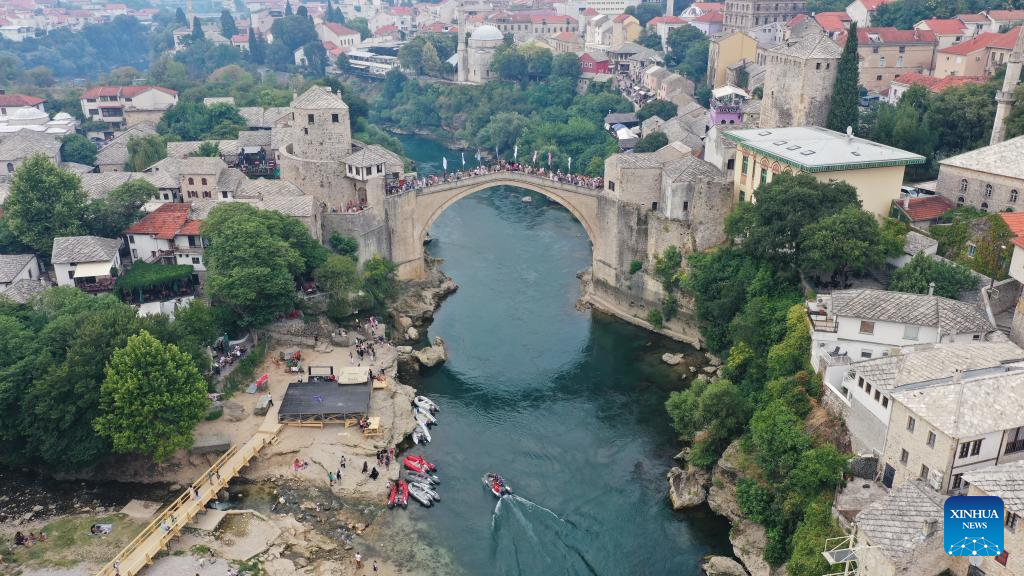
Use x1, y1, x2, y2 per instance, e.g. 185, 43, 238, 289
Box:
95, 416, 282, 576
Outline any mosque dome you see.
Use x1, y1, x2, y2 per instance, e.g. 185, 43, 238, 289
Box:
11, 107, 48, 121
470, 24, 504, 42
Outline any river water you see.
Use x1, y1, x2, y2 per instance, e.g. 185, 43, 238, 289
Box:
390, 135, 731, 575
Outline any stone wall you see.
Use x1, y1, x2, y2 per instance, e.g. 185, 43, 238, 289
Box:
935, 164, 1023, 213
760, 51, 837, 128
279, 143, 357, 210
322, 209, 392, 266
989, 277, 1021, 315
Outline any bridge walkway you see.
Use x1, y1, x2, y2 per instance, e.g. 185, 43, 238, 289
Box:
95, 414, 283, 576
401, 170, 603, 198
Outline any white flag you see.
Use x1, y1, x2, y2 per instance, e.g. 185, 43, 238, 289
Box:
475, 149, 482, 162
442, 156, 448, 171
513, 145, 518, 160
461, 151, 466, 167
532, 150, 538, 164
568, 156, 572, 172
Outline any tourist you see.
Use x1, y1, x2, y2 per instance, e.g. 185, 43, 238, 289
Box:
340, 455, 347, 468
369, 467, 379, 480
373, 560, 379, 572
336, 468, 342, 482
14, 532, 25, 546
328, 471, 335, 486
362, 460, 368, 474
355, 552, 363, 569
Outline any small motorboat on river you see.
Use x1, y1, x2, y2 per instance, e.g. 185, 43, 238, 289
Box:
416, 406, 437, 425
412, 481, 441, 502
414, 396, 439, 413
414, 414, 432, 442
483, 473, 512, 498
408, 482, 434, 507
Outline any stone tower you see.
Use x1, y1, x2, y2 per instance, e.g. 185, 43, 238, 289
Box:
760, 31, 842, 128
723, 0, 806, 33
992, 29, 1024, 145
289, 85, 352, 161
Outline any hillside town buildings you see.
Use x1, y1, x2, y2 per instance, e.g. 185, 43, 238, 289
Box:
80, 86, 179, 130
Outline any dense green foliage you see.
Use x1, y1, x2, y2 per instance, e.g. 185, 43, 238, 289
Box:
638, 99, 678, 122
799, 206, 888, 283
60, 134, 98, 166
158, 101, 247, 141
0, 16, 151, 79
203, 203, 328, 330
361, 256, 399, 313
397, 34, 457, 77
374, 69, 629, 175
116, 262, 194, 293
126, 135, 168, 172
190, 141, 222, 157
0, 289, 214, 469
3, 155, 87, 254
866, 78, 1002, 178
93, 330, 208, 461
826, 22, 859, 133
889, 252, 978, 298
329, 232, 360, 258
624, 3, 663, 26
634, 131, 669, 152
665, 26, 710, 86
316, 254, 360, 321
86, 179, 159, 239
929, 210, 1013, 279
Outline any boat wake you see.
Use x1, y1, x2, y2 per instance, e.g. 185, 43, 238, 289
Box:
490, 494, 596, 575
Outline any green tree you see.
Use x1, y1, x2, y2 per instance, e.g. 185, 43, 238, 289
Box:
638, 99, 677, 122
787, 497, 844, 576
1006, 84, 1024, 139
270, 14, 316, 51
361, 256, 399, 311
888, 252, 978, 298
191, 16, 205, 41
86, 179, 158, 238
827, 22, 859, 132
316, 254, 360, 321
637, 30, 663, 50
190, 141, 221, 157
624, 3, 663, 26
172, 300, 221, 347
285, 0, 293, 15
329, 232, 359, 257
476, 111, 529, 154
126, 134, 167, 171
4, 155, 87, 254
799, 206, 885, 282
747, 400, 812, 482
249, 28, 266, 64
94, 330, 208, 462
634, 130, 669, 152
492, 45, 529, 84
175, 7, 188, 26
297, 5, 309, 18
666, 26, 710, 84
61, 133, 97, 165
220, 9, 238, 38
301, 40, 329, 77
348, 17, 371, 40
765, 305, 812, 381
551, 52, 581, 79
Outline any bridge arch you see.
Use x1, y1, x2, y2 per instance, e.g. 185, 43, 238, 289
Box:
392, 172, 603, 280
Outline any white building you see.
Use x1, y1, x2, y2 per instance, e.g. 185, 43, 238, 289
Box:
80, 85, 179, 130
124, 203, 208, 274
837, 341, 1024, 456
0, 93, 45, 119
0, 254, 40, 289
808, 288, 996, 390
50, 235, 123, 291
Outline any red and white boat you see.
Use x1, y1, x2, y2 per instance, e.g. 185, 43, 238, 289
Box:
483, 473, 512, 497
403, 455, 437, 473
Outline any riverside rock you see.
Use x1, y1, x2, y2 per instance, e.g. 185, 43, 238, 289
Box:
414, 337, 448, 368
667, 466, 707, 509
703, 556, 750, 576
662, 353, 684, 366
405, 326, 419, 340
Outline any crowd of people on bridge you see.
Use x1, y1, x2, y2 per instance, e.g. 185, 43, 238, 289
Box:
386, 160, 604, 195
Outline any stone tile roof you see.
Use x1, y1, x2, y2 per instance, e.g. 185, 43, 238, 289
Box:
893, 370, 1024, 437
237, 107, 291, 129
939, 135, 1024, 182
903, 230, 938, 255
237, 130, 272, 147
79, 172, 144, 200
850, 341, 1024, 391
258, 195, 315, 217
216, 167, 246, 192
0, 130, 61, 162
963, 461, 1024, 514
615, 152, 666, 168
63, 162, 95, 175
769, 30, 842, 60
855, 481, 945, 564
342, 145, 393, 167
0, 278, 48, 304
830, 289, 993, 333
0, 254, 36, 283
290, 86, 348, 111
662, 155, 723, 183
180, 157, 227, 175
51, 235, 122, 264
235, 178, 305, 199
166, 140, 237, 159
95, 123, 157, 167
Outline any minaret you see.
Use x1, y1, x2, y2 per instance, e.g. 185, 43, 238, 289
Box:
456, 0, 468, 83
187, 0, 193, 22
992, 29, 1024, 145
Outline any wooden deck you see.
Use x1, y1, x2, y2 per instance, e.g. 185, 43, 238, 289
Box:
94, 416, 282, 576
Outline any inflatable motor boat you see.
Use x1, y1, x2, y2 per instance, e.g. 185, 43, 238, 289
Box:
406, 470, 440, 486
413, 395, 439, 413
403, 455, 437, 474
408, 482, 434, 507
483, 473, 512, 498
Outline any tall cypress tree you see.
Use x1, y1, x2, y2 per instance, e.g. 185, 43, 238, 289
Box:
191, 16, 206, 41
827, 22, 859, 133
285, 0, 293, 16
175, 7, 188, 26
248, 28, 266, 63
220, 9, 238, 38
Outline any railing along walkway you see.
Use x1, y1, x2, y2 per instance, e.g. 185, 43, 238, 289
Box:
95, 415, 282, 576
410, 170, 603, 197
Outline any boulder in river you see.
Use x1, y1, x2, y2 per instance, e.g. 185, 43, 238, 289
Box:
662, 353, 684, 366
405, 326, 419, 341
703, 556, 750, 576
414, 337, 448, 368
667, 466, 707, 509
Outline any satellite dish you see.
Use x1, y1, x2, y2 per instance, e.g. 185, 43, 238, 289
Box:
969, 556, 983, 567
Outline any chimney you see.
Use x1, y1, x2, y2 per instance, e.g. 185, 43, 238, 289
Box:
922, 519, 937, 537
952, 367, 962, 385
928, 281, 936, 296
903, 197, 910, 209
846, 125, 853, 139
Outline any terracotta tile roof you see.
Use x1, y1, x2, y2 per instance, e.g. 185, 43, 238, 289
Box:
82, 85, 177, 99
694, 11, 724, 23
691, 2, 723, 10
231, 33, 249, 42
125, 203, 195, 240
815, 11, 851, 33
1001, 213, 1024, 238
893, 72, 987, 92
613, 13, 636, 23
375, 25, 399, 33
940, 27, 1020, 54
917, 18, 966, 35
324, 22, 358, 36
554, 31, 579, 41
179, 219, 203, 236
957, 13, 988, 23
1014, 237, 1024, 250
648, 16, 686, 26
857, 0, 898, 10
898, 195, 953, 221
857, 27, 936, 44
987, 10, 1024, 21
0, 94, 45, 107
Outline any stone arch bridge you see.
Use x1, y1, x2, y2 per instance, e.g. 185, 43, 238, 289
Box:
383, 171, 613, 282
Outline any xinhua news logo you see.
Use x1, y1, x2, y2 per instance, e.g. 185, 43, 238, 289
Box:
944, 495, 1005, 557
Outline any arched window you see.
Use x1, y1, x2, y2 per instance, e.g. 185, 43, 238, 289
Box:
981, 202, 989, 211
957, 196, 965, 206
985, 184, 993, 198
1012, 189, 1019, 203
188, 177, 194, 185
960, 179, 968, 192
5, 162, 12, 173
